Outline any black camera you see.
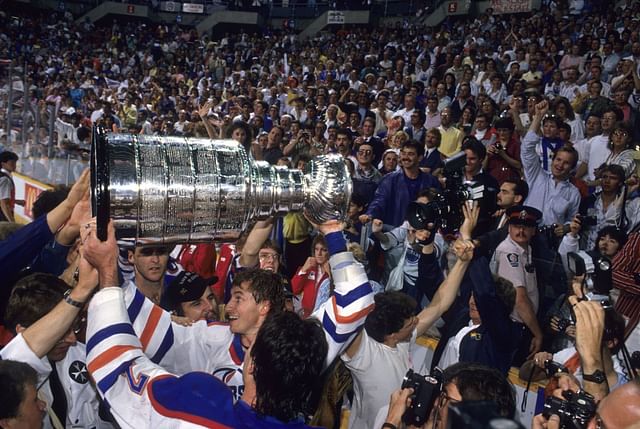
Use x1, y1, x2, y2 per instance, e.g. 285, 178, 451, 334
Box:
577, 214, 598, 227
542, 390, 597, 429
544, 360, 569, 377
555, 317, 573, 333
405, 151, 495, 234
567, 251, 612, 295
401, 368, 443, 427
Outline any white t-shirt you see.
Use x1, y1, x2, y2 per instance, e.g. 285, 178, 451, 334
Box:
438, 321, 481, 370
341, 328, 417, 429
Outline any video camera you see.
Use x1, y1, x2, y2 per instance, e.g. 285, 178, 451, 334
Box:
542, 390, 597, 429
405, 152, 495, 234
567, 251, 612, 295
401, 368, 444, 427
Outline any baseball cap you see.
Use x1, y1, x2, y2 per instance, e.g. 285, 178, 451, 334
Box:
163, 271, 217, 311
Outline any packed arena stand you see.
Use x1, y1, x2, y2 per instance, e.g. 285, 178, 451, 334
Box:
2, 0, 640, 428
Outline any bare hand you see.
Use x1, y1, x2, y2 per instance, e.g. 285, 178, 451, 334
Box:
301, 256, 317, 272
81, 219, 119, 287
452, 238, 475, 262
568, 216, 581, 237
534, 100, 549, 117
371, 219, 383, 233
533, 351, 553, 369
303, 211, 343, 235
568, 296, 605, 368
385, 388, 414, 427
459, 201, 480, 240
198, 100, 213, 118
358, 214, 372, 224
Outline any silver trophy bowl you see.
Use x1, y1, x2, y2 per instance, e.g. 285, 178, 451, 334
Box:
91, 128, 352, 244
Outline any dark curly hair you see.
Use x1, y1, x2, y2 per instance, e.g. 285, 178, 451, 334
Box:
232, 268, 286, 314
443, 362, 516, 419
364, 291, 417, 343
251, 311, 328, 422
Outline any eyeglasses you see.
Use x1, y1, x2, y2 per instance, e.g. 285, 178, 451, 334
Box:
358, 149, 373, 155
431, 388, 462, 429
613, 129, 628, 137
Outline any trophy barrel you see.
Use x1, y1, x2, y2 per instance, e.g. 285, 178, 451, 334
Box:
91, 129, 351, 244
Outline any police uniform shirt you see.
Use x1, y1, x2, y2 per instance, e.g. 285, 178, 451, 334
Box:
494, 235, 538, 324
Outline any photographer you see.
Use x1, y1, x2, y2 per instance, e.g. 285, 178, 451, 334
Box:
558, 221, 627, 279
283, 127, 322, 166
525, 275, 626, 390
372, 189, 443, 303
574, 163, 640, 251
380, 362, 516, 429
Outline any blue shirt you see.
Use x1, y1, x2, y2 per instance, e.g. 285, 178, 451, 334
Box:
521, 131, 581, 225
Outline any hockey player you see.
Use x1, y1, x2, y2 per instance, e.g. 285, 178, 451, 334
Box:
109, 215, 374, 401
82, 219, 360, 428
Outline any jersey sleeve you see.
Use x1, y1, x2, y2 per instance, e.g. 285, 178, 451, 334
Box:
122, 281, 231, 376
311, 231, 375, 368
86, 287, 235, 428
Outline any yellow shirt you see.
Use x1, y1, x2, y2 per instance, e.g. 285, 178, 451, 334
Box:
438, 125, 464, 157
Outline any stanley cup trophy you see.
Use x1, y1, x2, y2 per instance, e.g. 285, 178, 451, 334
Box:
91, 128, 352, 244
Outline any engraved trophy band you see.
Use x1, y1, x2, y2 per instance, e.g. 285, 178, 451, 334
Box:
91, 128, 352, 244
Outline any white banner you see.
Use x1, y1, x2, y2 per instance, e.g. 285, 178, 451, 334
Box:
159, 1, 180, 12
490, 0, 532, 14
182, 2, 204, 13
327, 10, 345, 25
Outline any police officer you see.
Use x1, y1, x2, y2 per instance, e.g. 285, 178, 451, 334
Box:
495, 205, 544, 366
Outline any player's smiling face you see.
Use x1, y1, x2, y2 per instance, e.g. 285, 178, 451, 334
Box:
225, 281, 263, 336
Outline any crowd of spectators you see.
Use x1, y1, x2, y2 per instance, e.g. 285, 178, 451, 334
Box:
2, 0, 640, 428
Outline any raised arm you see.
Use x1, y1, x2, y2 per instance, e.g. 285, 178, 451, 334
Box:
521, 100, 548, 182
82, 221, 234, 428
308, 218, 375, 368
238, 218, 274, 268
415, 239, 473, 336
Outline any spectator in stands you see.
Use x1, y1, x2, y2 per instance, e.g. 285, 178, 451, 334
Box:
522, 100, 581, 227
485, 116, 522, 185
291, 234, 330, 319
420, 128, 444, 175
0, 151, 23, 223
362, 140, 440, 228
438, 107, 464, 158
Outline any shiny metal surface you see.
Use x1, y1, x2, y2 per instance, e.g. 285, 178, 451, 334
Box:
92, 131, 351, 244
